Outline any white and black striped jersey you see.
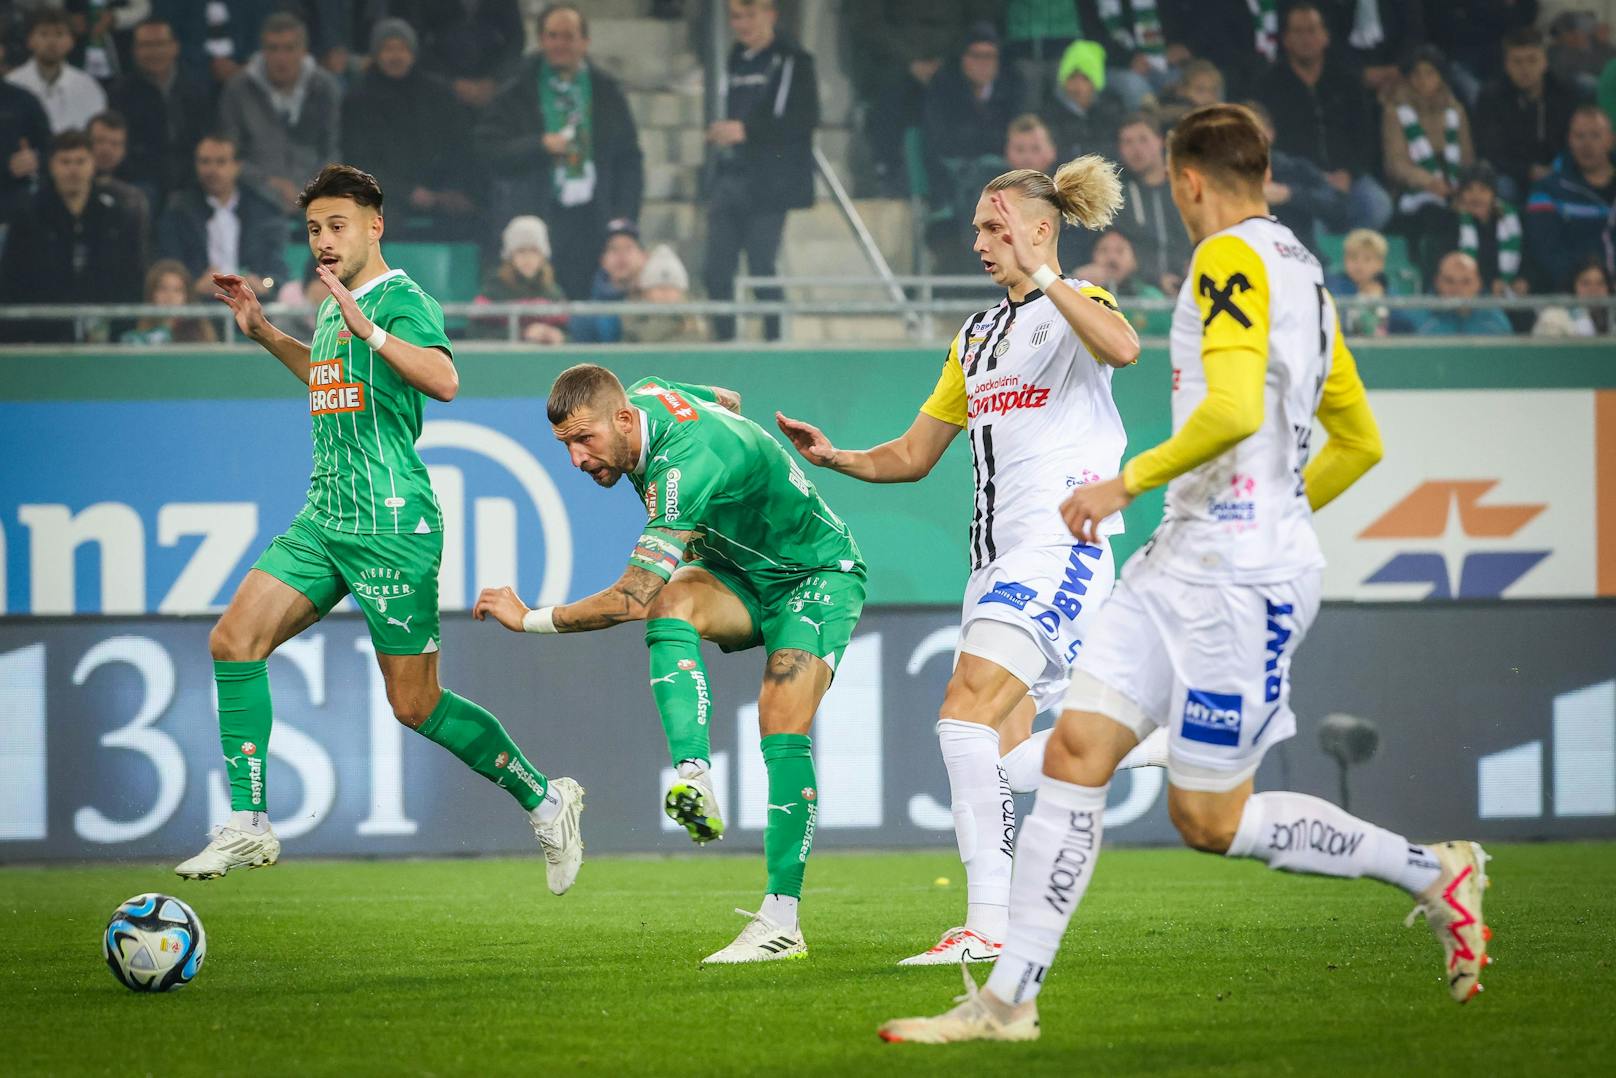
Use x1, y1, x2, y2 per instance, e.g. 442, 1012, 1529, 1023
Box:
921, 279, 1131, 570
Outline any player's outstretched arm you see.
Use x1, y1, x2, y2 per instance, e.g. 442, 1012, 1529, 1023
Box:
213, 272, 310, 382
317, 263, 459, 402
775, 410, 959, 483
1303, 326, 1383, 511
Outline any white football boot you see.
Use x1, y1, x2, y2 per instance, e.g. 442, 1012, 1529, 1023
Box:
898, 926, 1003, 967
879, 964, 1040, 1043
664, 769, 725, 845
1405, 840, 1492, 1003
174, 823, 281, 880
701, 908, 806, 964
532, 777, 586, 895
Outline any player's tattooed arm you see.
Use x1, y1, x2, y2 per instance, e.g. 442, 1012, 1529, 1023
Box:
551, 565, 668, 631
711, 386, 742, 413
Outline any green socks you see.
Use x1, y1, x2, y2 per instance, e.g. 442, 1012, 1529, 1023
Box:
417, 690, 549, 811
216, 660, 273, 813
645, 618, 712, 767
762, 733, 818, 899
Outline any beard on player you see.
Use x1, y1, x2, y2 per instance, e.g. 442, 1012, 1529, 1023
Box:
554, 405, 638, 487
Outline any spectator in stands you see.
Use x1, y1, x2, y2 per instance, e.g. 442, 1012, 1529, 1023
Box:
1245, 99, 1350, 246
1000, 112, 1096, 268
1548, 10, 1614, 98
1325, 228, 1394, 337
923, 23, 1022, 191
1157, 0, 1274, 99
1254, 2, 1390, 231
342, 19, 478, 245
475, 215, 568, 344
704, 0, 819, 342
1382, 47, 1474, 252
1155, 58, 1224, 128
1426, 0, 1541, 104
1531, 257, 1611, 336
87, 111, 151, 250
1074, 228, 1168, 334
393, 0, 524, 110
1077, 0, 1171, 111
625, 244, 706, 344
1416, 251, 1513, 336
5, 8, 106, 134
478, 4, 644, 302
156, 133, 288, 300
1434, 165, 1527, 300
0, 130, 145, 342
107, 18, 213, 209
1041, 39, 1124, 159
1475, 28, 1578, 205
1308, 0, 1426, 93
0, 48, 51, 227
121, 258, 219, 345
570, 219, 647, 344
1112, 113, 1191, 294
1003, 0, 1085, 112
1525, 105, 1616, 293
846, 0, 985, 197
218, 12, 342, 213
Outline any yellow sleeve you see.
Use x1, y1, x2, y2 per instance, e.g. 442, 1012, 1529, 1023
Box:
918, 335, 967, 428
1303, 313, 1384, 510
1077, 283, 1127, 320
1121, 236, 1270, 495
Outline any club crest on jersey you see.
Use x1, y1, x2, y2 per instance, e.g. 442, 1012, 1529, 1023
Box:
309, 356, 365, 415
1199, 273, 1253, 329
1030, 320, 1052, 347
992, 337, 1011, 358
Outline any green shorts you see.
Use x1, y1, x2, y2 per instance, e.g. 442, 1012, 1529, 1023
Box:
252, 513, 442, 655
693, 561, 867, 674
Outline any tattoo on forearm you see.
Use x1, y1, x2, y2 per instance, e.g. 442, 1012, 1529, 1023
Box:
552, 566, 667, 632
764, 649, 814, 684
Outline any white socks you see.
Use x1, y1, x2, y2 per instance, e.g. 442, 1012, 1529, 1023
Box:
985, 778, 1108, 1005
761, 893, 799, 930
1000, 725, 1169, 795
229, 810, 269, 834
1228, 791, 1442, 895
529, 783, 564, 826
937, 718, 1015, 941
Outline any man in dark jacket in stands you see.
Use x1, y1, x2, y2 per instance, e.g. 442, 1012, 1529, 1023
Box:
1246, 99, 1350, 246
106, 17, 212, 210
156, 132, 287, 300
0, 55, 52, 231
703, 0, 819, 341
0, 130, 145, 342
477, 3, 643, 299
1525, 105, 1616, 292
1113, 113, 1192, 294
1474, 27, 1579, 204
342, 19, 479, 244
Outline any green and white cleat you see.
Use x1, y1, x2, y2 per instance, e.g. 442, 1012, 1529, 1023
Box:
174, 824, 281, 880
879, 964, 1040, 1044
701, 908, 806, 964
665, 770, 725, 845
532, 777, 586, 895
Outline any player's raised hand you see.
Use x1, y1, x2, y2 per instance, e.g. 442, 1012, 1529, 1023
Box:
472, 585, 530, 632
775, 412, 838, 467
212, 273, 271, 341
1060, 475, 1133, 544
989, 191, 1041, 278
315, 262, 372, 339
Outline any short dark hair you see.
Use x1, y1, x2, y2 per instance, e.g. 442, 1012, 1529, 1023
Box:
261, 11, 309, 45
298, 163, 384, 212
1167, 103, 1269, 195
1572, 102, 1612, 127
1456, 163, 1498, 193
1118, 111, 1160, 137
547, 363, 627, 424
28, 8, 73, 35
88, 110, 127, 133
1502, 26, 1544, 52
538, 3, 590, 38
1281, 1, 1325, 32
134, 16, 174, 39
197, 130, 238, 154
50, 129, 92, 157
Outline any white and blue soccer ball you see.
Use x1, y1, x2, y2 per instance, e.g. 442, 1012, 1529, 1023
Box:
103, 893, 206, 992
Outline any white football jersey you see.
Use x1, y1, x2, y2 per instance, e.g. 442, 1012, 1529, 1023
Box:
1142, 216, 1333, 584
922, 279, 1130, 571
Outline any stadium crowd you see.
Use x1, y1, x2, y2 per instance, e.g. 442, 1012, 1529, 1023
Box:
0, 0, 1611, 344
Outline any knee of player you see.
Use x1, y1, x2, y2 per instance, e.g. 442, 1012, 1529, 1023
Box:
645, 586, 695, 624
1168, 797, 1237, 854
387, 689, 440, 730
209, 618, 262, 661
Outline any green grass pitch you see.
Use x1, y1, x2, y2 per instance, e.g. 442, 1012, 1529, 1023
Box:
5, 842, 1613, 1076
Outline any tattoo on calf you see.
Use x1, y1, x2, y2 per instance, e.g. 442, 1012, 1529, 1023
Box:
764, 649, 814, 684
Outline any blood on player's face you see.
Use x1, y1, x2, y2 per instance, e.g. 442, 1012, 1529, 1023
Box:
553, 404, 636, 487
305, 196, 380, 288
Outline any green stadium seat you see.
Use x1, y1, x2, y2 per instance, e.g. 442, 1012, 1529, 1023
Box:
283, 241, 309, 284
385, 242, 482, 304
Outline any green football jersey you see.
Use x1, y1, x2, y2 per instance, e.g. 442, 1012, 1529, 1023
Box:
301, 268, 451, 535
624, 377, 864, 582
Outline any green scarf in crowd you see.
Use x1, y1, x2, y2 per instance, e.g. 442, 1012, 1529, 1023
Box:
1097, 0, 1165, 58
539, 60, 596, 207
1396, 102, 1462, 212
1249, 0, 1279, 61
1459, 202, 1522, 283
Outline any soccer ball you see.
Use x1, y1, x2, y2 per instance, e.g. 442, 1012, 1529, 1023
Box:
103, 893, 206, 992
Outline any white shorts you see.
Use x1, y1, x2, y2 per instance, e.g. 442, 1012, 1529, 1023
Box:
1063, 562, 1322, 792
958, 540, 1117, 711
